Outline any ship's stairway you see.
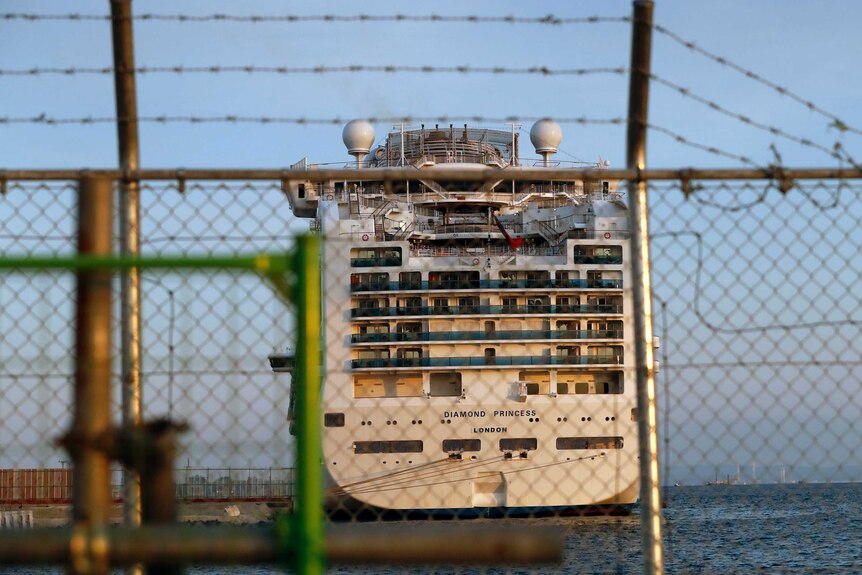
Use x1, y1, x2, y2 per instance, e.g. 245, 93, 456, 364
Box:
369, 201, 394, 240
371, 200, 393, 220
394, 221, 416, 240
373, 220, 385, 241
532, 219, 566, 245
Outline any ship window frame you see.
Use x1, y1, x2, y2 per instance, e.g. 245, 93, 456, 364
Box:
499, 438, 538, 452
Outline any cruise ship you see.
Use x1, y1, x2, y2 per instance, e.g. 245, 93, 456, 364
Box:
271, 119, 644, 518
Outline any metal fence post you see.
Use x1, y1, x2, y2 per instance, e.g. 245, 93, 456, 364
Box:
625, 2, 664, 575
109, 0, 144, 558
69, 176, 114, 575
293, 235, 324, 575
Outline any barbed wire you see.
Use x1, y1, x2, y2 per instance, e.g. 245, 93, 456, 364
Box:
652, 229, 862, 334
3, 10, 855, 137
0, 114, 625, 127
648, 73, 843, 162
0, 64, 626, 78
652, 176, 857, 213
3, 62, 850, 166
0, 12, 628, 25
646, 123, 755, 166
652, 23, 862, 138
0, 114, 763, 165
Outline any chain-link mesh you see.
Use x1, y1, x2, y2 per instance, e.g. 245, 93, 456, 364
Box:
651, 179, 862, 573
2, 175, 861, 574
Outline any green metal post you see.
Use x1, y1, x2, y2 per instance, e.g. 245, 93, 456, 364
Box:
292, 235, 324, 575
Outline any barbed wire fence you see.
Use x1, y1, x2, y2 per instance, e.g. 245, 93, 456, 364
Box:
1, 5, 862, 575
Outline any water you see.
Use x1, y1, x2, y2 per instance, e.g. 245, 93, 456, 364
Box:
3, 483, 860, 574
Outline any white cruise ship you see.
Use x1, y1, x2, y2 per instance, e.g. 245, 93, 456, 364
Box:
272, 119, 642, 518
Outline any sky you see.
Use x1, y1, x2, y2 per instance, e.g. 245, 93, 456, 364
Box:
1, 0, 861, 170
2, 1, 862, 482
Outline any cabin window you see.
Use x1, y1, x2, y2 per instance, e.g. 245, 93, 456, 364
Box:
350, 247, 402, 267
519, 371, 549, 395
354, 441, 424, 454
589, 346, 623, 363
556, 437, 623, 450
359, 324, 389, 335
442, 439, 481, 453
324, 413, 345, 427
483, 348, 497, 366
354, 374, 422, 397
557, 296, 576, 308
396, 322, 423, 342
430, 373, 462, 397
525, 271, 549, 287
400, 271, 422, 289
356, 349, 389, 360
557, 372, 623, 394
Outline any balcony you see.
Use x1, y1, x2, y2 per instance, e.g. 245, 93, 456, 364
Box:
349, 278, 623, 292
350, 304, 624, 318
351, 329, 624, 344
351, 354, 622, 369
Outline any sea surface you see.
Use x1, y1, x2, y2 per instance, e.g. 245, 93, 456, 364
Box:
3, 482, 860, 574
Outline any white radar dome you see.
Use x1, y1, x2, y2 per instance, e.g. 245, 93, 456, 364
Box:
342, 120, 375, 156
529, 118, 563, 154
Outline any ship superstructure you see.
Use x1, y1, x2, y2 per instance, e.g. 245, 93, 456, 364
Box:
274, 119, 642, 516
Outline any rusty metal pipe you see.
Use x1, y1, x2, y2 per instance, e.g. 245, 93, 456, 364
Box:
625, 2, 664, 575
68, 175, 114, 575
109, 1, 144, 558
0, 525, 561, 567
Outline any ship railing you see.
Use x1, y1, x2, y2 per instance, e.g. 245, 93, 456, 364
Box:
408, 245, 564, 258
422, 223, 501, 235
350, 304, 624, 318
349, 256, 403, 267
350, 329, 624, 343
572, 255, 624, 265
349, 278, 623, 292
350, 354, 622, 369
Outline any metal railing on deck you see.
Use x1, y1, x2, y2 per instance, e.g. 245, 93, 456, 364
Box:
351, 354, 623, 369
350, 278, 623, 291
351, 329, 624, 343
351, 303, 623, 318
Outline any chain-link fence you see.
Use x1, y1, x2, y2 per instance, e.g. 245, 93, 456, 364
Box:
2, 173, 861, 574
